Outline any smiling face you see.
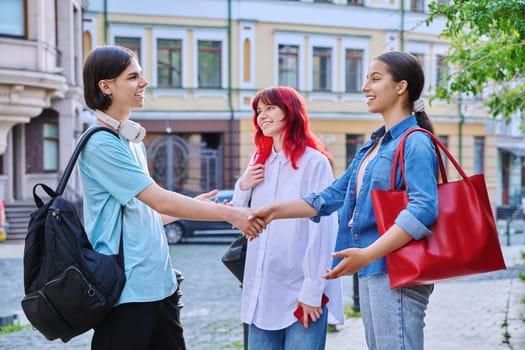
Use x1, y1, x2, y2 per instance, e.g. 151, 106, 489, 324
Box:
101, 57, 149, 115
361, 59, 406, 117
256, 101, 286, 140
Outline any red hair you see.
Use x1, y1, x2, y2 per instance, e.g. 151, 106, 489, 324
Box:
251, 86, 331, 169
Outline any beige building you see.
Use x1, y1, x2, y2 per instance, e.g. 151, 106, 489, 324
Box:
1, 0, 522, 238
0, 0, 87, 237
83, 0, 499, 197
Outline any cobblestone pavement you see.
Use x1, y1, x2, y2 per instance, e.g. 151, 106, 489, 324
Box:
0, 240, 524, 350
326, 243, 525, 350
0, 244, 247, 350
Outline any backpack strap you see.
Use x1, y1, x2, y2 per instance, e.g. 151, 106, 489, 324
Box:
55, 126, 118, 195
55, 126, 125, 264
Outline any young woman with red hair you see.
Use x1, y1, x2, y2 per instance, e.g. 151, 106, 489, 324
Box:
232, 86, 343, 349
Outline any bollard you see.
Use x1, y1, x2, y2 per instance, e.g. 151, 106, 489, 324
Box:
506, 219, 511, 246
174, 269, 184, 309
352, 274, 360, 312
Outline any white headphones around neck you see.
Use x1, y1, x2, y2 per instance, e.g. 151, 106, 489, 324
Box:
95, 110, 146, 143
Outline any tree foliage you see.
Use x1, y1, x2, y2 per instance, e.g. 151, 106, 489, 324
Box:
427, 0, 525, 122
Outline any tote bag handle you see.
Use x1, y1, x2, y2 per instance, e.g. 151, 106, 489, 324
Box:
391, 128, 470, 190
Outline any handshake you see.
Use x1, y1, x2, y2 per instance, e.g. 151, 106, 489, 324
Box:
228, 205, 273, 241
222, 197, 314, 241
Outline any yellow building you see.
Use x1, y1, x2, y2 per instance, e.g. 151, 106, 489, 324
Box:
2, 0, 521, 238
83, 0, 499, 203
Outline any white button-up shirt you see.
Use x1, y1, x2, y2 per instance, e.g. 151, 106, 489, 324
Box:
233, 147, 344, 330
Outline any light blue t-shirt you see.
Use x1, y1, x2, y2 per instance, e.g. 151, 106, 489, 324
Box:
78, 127, 176, 305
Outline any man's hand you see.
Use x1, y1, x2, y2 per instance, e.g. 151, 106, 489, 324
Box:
243, 205, 274, 241
230, 207, 266, 238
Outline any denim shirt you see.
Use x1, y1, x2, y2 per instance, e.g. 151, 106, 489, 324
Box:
303, 116, 439, 277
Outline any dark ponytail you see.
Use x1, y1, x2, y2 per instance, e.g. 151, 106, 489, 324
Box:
415, 111, 434, 134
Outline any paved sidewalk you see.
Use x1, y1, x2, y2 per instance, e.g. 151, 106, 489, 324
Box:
1, 241, 524, 349
326, 244, 525, 350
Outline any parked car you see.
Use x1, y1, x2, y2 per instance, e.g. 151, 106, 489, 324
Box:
164, 189, 241, 244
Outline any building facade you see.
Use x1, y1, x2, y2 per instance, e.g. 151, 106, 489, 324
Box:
0, 0, 87, 202
1, 0, 523, 235
83, 0, 506, 202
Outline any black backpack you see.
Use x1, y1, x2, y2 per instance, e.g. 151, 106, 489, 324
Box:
21, 126, 126, 342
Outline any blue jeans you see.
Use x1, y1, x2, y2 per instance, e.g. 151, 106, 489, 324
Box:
359, 273, 433, 350
248, 308, 328, 350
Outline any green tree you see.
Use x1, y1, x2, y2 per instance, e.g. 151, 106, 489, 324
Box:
427, 0, 525, 123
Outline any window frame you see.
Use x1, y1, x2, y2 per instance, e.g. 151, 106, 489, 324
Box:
474, 136, 485, 174
197, 40, 222, 89
110, 24, 146, 71
43, 122, 59, 172
278, 44, 300, 89
156, 38, 183, 88
192, 29, 227, 91
308, 36, 337, 93
312, 46, 332, 92
341, 36, 368, 99
114, 36, 142, 63
406, 42, 431, 94
274, 32, 304, 90
346, 134, 365, 167
344, 48, 364, 93
410, 0, 425, 12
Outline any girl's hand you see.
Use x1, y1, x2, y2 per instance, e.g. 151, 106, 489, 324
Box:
296, 302, 323, 329
322, 248, 372, 279
231, 207, 266, 237
240, 164, 265, 190
244, 206, 275, 240
194, 189, 219, 201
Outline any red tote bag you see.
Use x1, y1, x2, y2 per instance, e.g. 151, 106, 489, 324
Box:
371, 128, 506, 289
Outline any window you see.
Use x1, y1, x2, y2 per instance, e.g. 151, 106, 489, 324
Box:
347, 0, 364, 5
474, 136, 485, 174
345, 49, 363, 93
346, 134, 364, 167
43, 123, 59, 172
115, 36, 141, 62
438, 135, 449, 169
198, 40, 222, 88
411, 0, 425, 12
411, 52, 425, 74
436, 54, 448, 89
278, 45, 299, 89
0, 0, 24, 37
243, 38, 251, 83
313, 47, 332, 92
157, 39, 182, 88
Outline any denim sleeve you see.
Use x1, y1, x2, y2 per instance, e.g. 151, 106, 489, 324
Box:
302, 169, 350, 223
394, 132, 439, 240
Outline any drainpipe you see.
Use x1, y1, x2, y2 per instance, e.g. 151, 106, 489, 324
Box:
103, 0, 108, 44
458, 95, 464, 166
400, 0, 405, 51
228, 0, 235, 188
